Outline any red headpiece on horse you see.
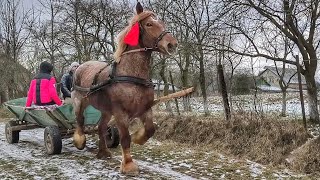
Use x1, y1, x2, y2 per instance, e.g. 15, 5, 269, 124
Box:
124, 22, 140, 46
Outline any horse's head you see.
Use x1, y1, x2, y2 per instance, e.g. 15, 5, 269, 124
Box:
135, 3, 178, 55
114, 2, 178, 61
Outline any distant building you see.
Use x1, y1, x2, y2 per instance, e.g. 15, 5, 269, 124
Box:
257, 66, 307, 92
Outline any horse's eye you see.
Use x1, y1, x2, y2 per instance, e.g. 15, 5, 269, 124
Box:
146, 23, 152, 27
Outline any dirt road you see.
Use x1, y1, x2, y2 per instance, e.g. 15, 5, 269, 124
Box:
0, 121, 308, 179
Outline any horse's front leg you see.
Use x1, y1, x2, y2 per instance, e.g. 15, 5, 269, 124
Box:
131, 109, 155, 145
97, 112, 112, 159
115, 112, 138, 175
73, 97, 87, 150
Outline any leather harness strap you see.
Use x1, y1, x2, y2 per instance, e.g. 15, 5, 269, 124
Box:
109, 62, 153, 87
120, 20, 170, 56
120, 31, 169, 56
92, 64, 109, 85
111, 76, 153, 87
121, 47, 154, 56
153, 31, 170, 48
80, 62, 153, 97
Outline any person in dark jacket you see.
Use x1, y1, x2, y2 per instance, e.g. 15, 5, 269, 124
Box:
26, 61, 62, 107
60, 62, 79, 100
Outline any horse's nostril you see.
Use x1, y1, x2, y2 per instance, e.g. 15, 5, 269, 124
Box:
168, 43, 173, 50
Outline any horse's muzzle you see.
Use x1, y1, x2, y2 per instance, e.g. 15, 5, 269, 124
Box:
167, 42, 178, 54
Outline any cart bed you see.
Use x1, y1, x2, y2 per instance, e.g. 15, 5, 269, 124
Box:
5, 98, 102, 128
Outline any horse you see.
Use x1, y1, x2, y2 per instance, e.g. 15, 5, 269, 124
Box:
71, 2, 178, 175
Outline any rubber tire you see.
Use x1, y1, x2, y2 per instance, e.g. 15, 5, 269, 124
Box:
5, 121, 19, 144
106, 127, 119, 148
44, 126, 62, 155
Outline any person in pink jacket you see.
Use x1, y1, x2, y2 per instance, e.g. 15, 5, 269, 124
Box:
25, 61, 62, 107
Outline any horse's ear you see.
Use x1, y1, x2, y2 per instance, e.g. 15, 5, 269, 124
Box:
136, 2, 143, 14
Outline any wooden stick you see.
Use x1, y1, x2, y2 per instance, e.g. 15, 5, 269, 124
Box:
108, 87, 194, 126
152, 87, 194, 106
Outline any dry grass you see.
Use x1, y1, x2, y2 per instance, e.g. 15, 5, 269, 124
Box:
0, 106, 14, 121
153, 111, 309, 171
286, 137, 320, 174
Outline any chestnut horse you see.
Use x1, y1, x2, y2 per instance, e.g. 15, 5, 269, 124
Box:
71, 2, 178, 175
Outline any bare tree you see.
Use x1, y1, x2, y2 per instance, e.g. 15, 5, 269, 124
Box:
0, 0, 32, 62
145, 0, 195, 111
222, 0, 320, 123
27, 0, 63, 76
58, 0, 130, 62
0, 0, 33, 103
164, 0, 222, 115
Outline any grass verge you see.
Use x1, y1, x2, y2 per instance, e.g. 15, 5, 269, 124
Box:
153, 111, 310, 173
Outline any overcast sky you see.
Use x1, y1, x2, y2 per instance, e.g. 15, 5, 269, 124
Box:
21, 0, 40, 10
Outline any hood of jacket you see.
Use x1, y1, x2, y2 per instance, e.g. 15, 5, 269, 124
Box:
39, 61, 53, 74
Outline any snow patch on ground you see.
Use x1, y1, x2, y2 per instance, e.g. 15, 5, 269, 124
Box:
159, 92, 311, 118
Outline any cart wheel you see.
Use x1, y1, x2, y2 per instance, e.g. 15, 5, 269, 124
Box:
106, 127, 119, 148
5, 121, 19, 144
44, 126, 62, 155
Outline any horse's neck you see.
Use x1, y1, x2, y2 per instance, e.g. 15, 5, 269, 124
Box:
117, 51, 152, 79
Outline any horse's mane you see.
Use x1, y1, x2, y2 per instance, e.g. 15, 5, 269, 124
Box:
114, 11, 154, 62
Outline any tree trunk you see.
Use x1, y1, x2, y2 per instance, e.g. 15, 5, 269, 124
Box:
182, 69, 191, 111
198, 47, 209, 115
217, 64, 231, 121
183, 96, 191, 111
159, 58, 172, 114
0, 87, 9, 105
169, 71, 180, 115
305, 74, 319, 123
281, 91, 287, 117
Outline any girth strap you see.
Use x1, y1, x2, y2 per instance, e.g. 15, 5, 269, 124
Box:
85, 75, 153, 97
111, 76, 153, 87
90, 75, 153, 92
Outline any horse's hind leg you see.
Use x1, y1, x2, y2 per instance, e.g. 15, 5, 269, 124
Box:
131, 109, 155, 145
114, 111, 139, 175
73, 97, 88, 150
97, 112, 112, 159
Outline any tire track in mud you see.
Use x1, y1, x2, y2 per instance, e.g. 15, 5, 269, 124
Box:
0, 123, 199, 179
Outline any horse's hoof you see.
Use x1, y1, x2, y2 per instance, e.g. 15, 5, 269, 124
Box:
120, 161, 139, 175
73, 132, 86, 150
96, 149, 112, 159
153, 122, 159, 130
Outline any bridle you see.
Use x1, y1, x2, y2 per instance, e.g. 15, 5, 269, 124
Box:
152, 30, 170, 49
121, 22, 170, 56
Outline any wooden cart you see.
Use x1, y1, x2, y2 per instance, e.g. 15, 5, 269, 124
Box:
4, 98, 119, 155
